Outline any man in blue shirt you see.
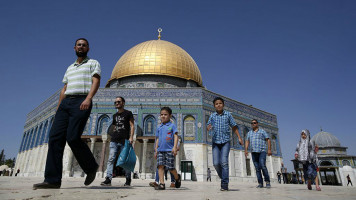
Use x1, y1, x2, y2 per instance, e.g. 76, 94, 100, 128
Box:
207, 97, 243, 191
154, 107, 181, 190
245, 119, 272, 188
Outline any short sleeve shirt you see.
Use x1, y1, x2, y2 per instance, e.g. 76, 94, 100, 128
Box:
246, 128, 269, 152
62, 57, 101, 95
207, 110, 237, 144
156, 122, 178, 152
111, 110, 134, 144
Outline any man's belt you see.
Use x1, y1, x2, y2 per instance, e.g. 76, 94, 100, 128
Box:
66, 95, 87, 99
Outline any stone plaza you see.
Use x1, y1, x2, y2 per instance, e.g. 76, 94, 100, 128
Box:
0, 177, 355, 200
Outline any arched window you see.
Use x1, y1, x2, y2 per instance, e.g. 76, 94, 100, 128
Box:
272, 135, 277, 153
342, 160, 351, 166
243, 127, 251, 151
320, 161, 334, 166
144, 115, 156, 136
232, 127, 237, 146
30, 127, 38, 149
83, 117, 91, 135
205, 114, 212, 142
34, 124, 43, 147
23, 131, 31, 151
184, 116, 195, 140
45, 117, 54, 143
171, 116, 177, 124
19, 132, 27, 152
40, 121, 48, 145
96, 115, 109, 135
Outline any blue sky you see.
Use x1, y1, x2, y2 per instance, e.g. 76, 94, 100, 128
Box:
0, 0, 355, 171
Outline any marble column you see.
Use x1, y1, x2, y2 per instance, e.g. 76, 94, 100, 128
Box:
141, 139, 148, 179
240, 151, 246, 177
175, 144, 181, 173
229, 150, 236, 177
335, 168, 341, 185
64, 150, 74, 177
98, 139, 108, 178
269, 156, 275, 179
317, 171, 322, 185
90, 138, 97, 153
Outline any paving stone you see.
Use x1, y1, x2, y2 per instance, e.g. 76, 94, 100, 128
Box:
0, 177, 355, 200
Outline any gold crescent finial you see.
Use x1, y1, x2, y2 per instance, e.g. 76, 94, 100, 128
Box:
158, 28, 162, 40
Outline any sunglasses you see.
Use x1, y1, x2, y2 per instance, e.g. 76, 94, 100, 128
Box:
251, 122, 258, 124
114, 101, 122, 105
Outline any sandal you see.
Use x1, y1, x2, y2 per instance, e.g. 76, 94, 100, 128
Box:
155, 183, 166, 190
316, 186, 321, 191
307, 180, 312, 190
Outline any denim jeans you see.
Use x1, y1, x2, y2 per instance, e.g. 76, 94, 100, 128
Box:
106, 142, 131, 181
252, 152, 270, 184
44, 96, 98, 184
212, 142, 230, 189
302, 161, 317, 181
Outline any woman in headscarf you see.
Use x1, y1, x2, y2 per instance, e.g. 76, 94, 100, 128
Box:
295, 129, 321, 191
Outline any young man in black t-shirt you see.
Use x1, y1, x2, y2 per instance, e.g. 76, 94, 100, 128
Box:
101, 96, 135, 186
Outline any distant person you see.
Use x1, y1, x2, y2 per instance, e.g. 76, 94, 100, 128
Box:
33, 38, 101, 189
347, 174, 353, 186
154, 107, 181, 190
245, 119, 272, 188
207, 97, 243, 191
281, 163, 288, 184
101, 97, 135, 187
207, 168, 212, 182
277, 171, 281, 184
295, 129, 321, 191
15, 169, 20, 176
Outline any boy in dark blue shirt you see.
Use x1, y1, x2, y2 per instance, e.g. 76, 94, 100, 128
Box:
154, 107, 181, 190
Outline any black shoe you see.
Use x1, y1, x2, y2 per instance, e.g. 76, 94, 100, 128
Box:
84, 166, 98, 186
33, 182, 61, 189
100, 177, 111, 186
124, 178, 131, 186
155, 183, 165, 190
175, 174, 181, 188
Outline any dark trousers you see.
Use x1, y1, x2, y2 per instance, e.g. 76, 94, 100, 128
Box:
251, 152, 270, 184
348, 180, 353, 186
44, 96, 98, 183
282, 173, 288, 184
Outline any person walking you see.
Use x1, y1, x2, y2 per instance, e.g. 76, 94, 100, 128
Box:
347, 174, 353, 186
277, 171, 281, 184
207, 97, 243, 191
281, 163, 288, 184
33, 38, 101, 189
245, 119, 272, 188
295, 129, 321, 191
101, 96, 135, 186
207, 168, 212, 182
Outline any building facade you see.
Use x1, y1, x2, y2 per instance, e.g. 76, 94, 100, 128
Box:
14, 36, 283, 182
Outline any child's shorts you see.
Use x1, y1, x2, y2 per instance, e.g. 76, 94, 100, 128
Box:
302, 162, 317, 181
157, 151, 175, 170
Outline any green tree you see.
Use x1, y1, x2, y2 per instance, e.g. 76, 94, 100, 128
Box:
5, 158, 15, 168
0, 149, 4, 165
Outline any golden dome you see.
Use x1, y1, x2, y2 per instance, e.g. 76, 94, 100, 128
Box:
107, 39, 203, 86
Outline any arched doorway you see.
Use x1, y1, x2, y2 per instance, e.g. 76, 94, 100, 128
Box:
319, 161, 340, 186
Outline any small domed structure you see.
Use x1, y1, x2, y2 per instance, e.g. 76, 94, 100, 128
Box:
311, 131, 341, 147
